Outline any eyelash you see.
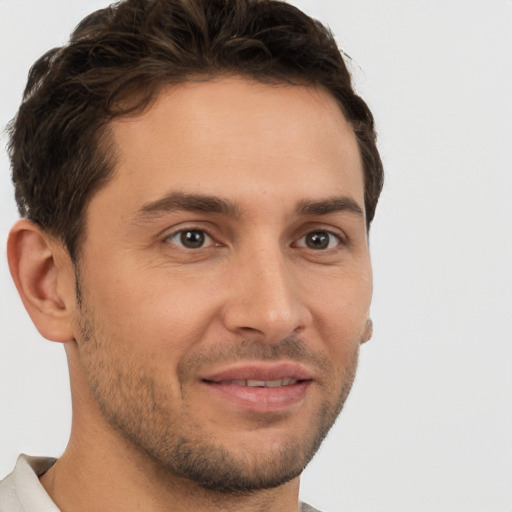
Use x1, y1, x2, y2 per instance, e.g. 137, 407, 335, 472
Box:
294, 230, 344, 251
164, 227, 345, 251
164, 228, 218, 249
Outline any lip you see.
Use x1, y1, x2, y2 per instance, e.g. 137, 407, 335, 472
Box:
200, 362, 314, 383
200, 362, 314, 413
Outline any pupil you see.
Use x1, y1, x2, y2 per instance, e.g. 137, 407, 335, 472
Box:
306, 232, 329, 250
181, 230, 205, 248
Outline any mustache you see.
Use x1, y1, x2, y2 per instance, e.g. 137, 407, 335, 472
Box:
177, 336, 335, 383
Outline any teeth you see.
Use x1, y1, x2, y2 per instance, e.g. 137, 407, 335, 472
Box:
247, 379, 266, 387
265, 379, 283, 388
225, 379, 297, 387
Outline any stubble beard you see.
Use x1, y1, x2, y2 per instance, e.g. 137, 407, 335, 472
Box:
74, 295, 359, 494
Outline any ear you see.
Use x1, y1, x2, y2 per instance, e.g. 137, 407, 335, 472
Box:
7, 219, 76, 343
360, 318, 373, 344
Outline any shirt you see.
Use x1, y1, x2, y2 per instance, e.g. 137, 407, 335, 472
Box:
0, 455, 58, 512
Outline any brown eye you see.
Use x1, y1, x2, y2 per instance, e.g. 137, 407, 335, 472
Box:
166, 229, 212, 249
297, 231, 341, 250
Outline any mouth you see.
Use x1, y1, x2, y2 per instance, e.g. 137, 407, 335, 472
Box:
200, 363, 314, 413
206, 378, 299, 388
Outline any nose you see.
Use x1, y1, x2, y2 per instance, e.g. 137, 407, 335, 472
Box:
221, 246, 312, 342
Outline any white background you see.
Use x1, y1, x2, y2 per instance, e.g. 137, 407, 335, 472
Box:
1, 1, 511, 511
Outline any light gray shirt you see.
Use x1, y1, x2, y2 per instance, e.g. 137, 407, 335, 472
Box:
0, 455, 322, 511
0, 455, 58, 512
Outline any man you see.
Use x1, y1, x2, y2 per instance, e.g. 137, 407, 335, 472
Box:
0, 0, 383, 510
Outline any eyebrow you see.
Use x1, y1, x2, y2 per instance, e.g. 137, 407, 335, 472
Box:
134, 192, 243, 222
133, 192, 364, 223
296, 197, 364, 218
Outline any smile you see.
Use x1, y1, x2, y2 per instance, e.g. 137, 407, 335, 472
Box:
199, 363, 314, 413
207, 378, 298, 387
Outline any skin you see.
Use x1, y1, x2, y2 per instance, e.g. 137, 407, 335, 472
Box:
8, 77, 373, 512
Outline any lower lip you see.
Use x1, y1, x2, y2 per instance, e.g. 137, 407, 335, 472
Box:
202, 381, 311, 413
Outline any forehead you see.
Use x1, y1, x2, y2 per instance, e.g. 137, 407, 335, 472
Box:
95, 77, 364, 219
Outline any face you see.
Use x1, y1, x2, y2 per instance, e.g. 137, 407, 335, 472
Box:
72, 77, 372, 492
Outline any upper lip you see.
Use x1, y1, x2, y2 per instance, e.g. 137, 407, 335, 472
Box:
200, 362, 314, 383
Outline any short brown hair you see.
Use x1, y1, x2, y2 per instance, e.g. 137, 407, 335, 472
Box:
9, 0, 383, 261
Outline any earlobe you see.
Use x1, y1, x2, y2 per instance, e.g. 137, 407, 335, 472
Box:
7, 219, 76, 343
361, 318, 373, 344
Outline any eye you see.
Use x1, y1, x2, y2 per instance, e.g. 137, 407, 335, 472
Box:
296, 230, 342, 250
165, 229, 215, 249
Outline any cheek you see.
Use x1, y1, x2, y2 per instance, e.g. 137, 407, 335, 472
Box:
306, 265, 372, 349
82, 264, 222, 358
308, 256, 372, 308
